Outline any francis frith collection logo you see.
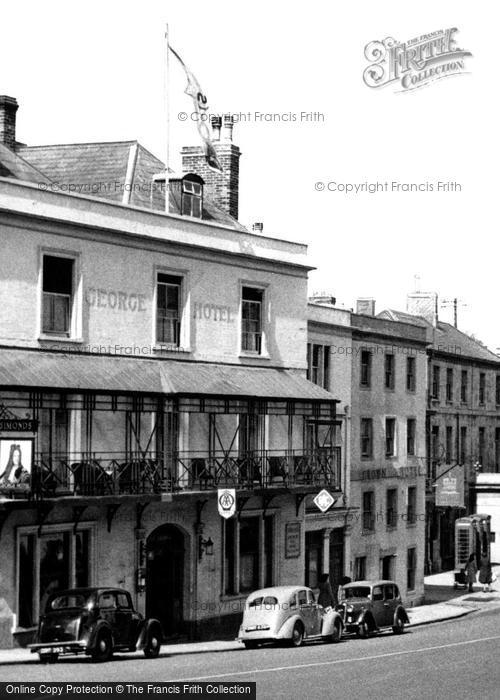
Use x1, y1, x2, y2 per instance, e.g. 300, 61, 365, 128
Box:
363, 28, 472, 92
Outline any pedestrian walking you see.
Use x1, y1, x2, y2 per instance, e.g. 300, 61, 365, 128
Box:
478, 553, 492, 593
464, 553, 477, 592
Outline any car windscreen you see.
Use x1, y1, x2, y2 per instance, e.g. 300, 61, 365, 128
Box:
48, 593, 92, 611
248, 596, 279, 609
343, 587, 371, 599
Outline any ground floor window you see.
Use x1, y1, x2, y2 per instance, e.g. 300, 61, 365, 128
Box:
407, 547, 417, 591
17, 525, 93, 628
223, 515, 274, 595
353, 556, 366, 581
381, 555, 395, 580
305, 530, 323, 588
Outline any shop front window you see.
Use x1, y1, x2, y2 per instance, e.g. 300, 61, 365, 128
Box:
17, 527, 93, 629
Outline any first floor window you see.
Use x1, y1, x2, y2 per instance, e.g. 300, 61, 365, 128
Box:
42, 255, 74, 335
386, 418, 396, 457
460, 426, 467, 465
224, 516, 274, 595
407, 486, 417, 525
386, 488, 398, 529
157, 273, 182, 345
407, 547, 417, 591
446, 426, 453, 463
353, 556, 366, 581
362, 491, 375, 531
407, 418, 416, 456
242, 287, 263, 354
18, 527, 92, 628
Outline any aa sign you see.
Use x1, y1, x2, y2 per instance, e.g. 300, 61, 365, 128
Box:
218, 489, 236, 519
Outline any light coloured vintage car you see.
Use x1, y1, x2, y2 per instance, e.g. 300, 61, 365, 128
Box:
336, 580, 409, 637
238, 585, 344, 649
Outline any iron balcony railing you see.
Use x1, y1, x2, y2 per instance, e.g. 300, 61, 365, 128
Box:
0, 448, 342, 499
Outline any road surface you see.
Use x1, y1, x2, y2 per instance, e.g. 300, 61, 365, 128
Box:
1, 609, 500, 699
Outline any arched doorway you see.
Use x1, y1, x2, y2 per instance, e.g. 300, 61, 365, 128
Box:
146, 524, 185, 638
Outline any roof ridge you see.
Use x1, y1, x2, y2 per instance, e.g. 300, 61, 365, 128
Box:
18, 140, 139, 149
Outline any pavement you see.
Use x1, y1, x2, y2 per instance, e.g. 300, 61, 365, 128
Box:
1, 566, 500, 665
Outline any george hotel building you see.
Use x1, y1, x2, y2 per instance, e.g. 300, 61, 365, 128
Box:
0, 97, 347, 647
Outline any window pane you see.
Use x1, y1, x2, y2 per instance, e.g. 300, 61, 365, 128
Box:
43, 256, 73, 295
18, 534, 35, 627
75, 531, 90, 588
240, 518, 259, 592
39, 533, 70, 613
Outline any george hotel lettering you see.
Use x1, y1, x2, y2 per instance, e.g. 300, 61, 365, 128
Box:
193, 302, 234, 322
85, 288, 147, 312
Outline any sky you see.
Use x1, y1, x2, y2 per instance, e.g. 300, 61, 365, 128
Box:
1, 1, 498, 349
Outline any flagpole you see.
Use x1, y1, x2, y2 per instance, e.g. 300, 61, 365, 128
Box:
164, 22, 170, 212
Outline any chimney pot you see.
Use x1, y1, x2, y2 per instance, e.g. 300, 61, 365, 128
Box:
0, 95, 19, 150
222, 114, 234, 142
252, 222, 264, 232
211, 115, 222, 141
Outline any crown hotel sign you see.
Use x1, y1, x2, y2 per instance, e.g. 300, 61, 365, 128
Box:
435, 464, 465, 508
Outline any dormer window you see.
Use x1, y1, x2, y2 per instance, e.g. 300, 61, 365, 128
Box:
182, 175, 203, 218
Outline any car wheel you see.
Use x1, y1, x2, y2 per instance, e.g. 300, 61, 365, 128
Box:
392, 614, 405, 635
290, 622, 304, 647
330, 622, 342, 643
92, 631, 113, 662
243, 641, 259, 650
357, 620, 369, 638
39, 652, 59, 664
143, 628, 161, 659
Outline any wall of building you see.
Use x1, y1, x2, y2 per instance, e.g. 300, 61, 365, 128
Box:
349, 329, 427, 604
0, 217, 308, 370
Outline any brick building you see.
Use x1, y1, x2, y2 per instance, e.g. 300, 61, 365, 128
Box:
381, 300, 500, 572
308, 299, 428, 605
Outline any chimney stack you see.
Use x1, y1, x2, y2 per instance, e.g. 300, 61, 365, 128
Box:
0, 96, 18, 150
356, 298, 376, 316
406, 292, 438, 325
310, 292, 337, 307
181, 114, 241, 220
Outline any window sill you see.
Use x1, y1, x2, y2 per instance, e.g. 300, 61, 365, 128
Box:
38, 336, 84, 344
239, 352, 271, 361
153, 345, 192, 355
386, 525, 398, 532
406, 522, 417, 528
361, 529, 376, 536
359, 385, 372, 390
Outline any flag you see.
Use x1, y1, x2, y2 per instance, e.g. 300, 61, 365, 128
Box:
170, 46, 223, 172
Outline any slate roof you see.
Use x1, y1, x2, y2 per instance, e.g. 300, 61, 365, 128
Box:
378, 309, 500, 364
0, 347, 338, 402
0, 142, 51, 183
15, 140, 248, 231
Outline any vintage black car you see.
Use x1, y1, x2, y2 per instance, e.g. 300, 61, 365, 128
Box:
336, 580, 409, 637
29, 587, 162, 663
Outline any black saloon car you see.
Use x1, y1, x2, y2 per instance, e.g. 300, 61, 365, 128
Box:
336, 580, 409, 637
29, 588, 162, 663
